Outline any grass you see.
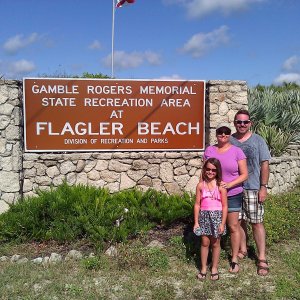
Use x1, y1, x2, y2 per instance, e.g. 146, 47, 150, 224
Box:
0, 230, 299, 299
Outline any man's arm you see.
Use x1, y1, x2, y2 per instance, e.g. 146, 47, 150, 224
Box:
259, 160, 270, 203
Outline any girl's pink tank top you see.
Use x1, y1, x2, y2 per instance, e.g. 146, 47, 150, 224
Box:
200, 182, 222, 211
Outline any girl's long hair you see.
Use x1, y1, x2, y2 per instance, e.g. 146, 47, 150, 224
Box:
201, 158, 222, 185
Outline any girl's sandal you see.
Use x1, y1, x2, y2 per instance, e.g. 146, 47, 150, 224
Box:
210, 273, 219, 281
196, 272, 207, 280
229, 261, 239, 273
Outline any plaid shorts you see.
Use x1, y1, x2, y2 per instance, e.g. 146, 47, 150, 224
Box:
239, 190, 264, 223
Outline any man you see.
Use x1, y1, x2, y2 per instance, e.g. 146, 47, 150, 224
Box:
230, 109, 271, 276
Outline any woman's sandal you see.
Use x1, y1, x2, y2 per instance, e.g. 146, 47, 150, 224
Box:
229, 261, 239, 273
210, 273, 219, 281
237, 250, 248, 259
196, 272, 207, 280
257, 259, 270, 276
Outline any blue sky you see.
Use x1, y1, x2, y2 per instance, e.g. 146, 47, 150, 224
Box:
1, 0, 300, 86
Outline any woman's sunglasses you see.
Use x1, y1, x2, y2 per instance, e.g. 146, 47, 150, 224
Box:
216, 128, 231, 135
205, 167, 217, 173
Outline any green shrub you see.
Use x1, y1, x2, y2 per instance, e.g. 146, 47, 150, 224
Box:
255, 82, 300, 92
0, 183, 193, 246
81, 72, 110, 78
2, 180, 297, 250
257, 124, 293, 156
264, 188, 300, 244
37, 71, 110, 79
248, 87, 300, 156
141, 189, 193, 225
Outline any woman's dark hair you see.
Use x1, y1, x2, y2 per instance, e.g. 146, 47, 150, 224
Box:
202, 158, 222, 185
216, 126, 231, 136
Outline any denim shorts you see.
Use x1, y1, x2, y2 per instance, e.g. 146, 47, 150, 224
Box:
228, 192, 243, 212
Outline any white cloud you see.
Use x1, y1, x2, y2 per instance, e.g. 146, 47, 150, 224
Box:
7, 59, 36, 77
273, 73, 300, 85
163, 0, 264, 19
109, 51, 143, 69
3, 33, 39, 54
102, 50, 162, 70
282, 55, 299, 71
157, 74, 184, 80
88, 40, 102, 50
144, 51, 162, 65
180, 25, 230, 58
0, 59, 36, 79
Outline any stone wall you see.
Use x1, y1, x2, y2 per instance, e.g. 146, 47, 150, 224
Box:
0, 80, 23, 212
269, 156, 300, 194
284, 144, 300, 157
0, 79, 299, 212
206, 80, 248, 144
23, 152, 202, 198
22, 151, 300, 199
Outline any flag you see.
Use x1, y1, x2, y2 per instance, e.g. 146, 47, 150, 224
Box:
116, 0, 135, 8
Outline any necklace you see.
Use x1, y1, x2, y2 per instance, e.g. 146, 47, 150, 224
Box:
206, 181, 217, 201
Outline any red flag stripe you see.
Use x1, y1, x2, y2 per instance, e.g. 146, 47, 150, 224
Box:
116, 0, 135, 8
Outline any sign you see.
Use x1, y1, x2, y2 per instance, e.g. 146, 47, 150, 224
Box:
23, 78, 205, 152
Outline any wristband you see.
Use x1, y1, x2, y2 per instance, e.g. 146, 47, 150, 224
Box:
260, 184, 269, 188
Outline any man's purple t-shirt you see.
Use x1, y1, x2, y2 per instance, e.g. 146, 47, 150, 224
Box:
203, 145, 246, 196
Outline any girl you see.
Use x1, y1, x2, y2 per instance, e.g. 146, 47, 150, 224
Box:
194, 158, 228, 281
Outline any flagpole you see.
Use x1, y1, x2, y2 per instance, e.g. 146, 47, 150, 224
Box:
111, 0, 115, 78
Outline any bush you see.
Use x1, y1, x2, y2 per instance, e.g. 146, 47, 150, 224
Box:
37, 71, 110, 79
248, 87, 300, 156
264, 188, 300, 244
1, 181, 298, 250
256, 124, 293, 156
0, 183, 194, 246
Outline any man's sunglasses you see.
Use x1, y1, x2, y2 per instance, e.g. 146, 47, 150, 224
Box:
216, 128, 231, 135
235, 120, 251, 125
205, 167, 217, 173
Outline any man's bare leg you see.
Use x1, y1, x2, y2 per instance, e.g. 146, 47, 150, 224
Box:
252, 222, 269, 275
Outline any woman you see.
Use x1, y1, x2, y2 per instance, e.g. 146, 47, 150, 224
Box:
203, 123, 248, 273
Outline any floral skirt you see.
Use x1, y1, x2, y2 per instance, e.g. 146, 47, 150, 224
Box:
198, 210, 227, 238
